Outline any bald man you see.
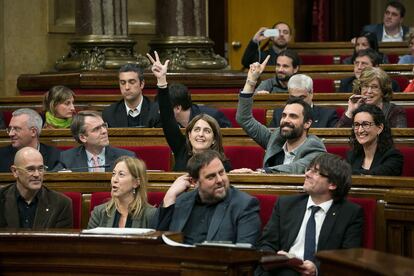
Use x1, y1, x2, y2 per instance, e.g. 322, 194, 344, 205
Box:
0, 147, 73, 229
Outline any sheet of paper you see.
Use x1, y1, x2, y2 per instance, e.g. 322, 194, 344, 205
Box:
162, 234, 195, 248
82, 227, 155, 235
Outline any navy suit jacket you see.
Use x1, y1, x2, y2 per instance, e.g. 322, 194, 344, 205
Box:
102, 96, 161, 128
0, 143, 61, 173
269, 105, 338, 128
258, 194, 363, 273
157, 186, 261, 245
362, 24, 409, 42
56, 145, 135, 172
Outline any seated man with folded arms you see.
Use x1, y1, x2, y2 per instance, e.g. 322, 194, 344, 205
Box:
0, 147, 73, 228
256, 153, 363, 276
255, 50, 300, 94
0, 108, 61, 172
167, 83, 231, 128
156, 150, 261, 245
102, 63, 160, 128
269, 74, 338, 128
234, 56, 326, 174
56, 111, 135, 172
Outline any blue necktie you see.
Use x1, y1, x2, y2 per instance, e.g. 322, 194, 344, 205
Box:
304, 206, 321, 262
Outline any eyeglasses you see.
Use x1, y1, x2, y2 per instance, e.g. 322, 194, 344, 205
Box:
90, 122, 108, 133
306, 167, 329, 178
15, 165, 48, 174
361, 84, 380, 92
352, 121, 375, 130
6, 126, 23, 134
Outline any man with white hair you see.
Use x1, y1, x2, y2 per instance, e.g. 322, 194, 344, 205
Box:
0, 108, 61, 172
269, 74, 338, 128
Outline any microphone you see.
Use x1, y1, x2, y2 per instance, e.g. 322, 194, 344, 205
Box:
54, 164, 111, 173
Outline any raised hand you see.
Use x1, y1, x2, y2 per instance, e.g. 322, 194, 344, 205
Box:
248, 55, 270, 82
146, 51, 170, 84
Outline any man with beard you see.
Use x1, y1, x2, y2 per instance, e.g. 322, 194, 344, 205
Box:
102, 63, 160, 128
234, 56, 326, 174
56, 111, 135, 172
0, 147, 73, 228
255, 50, 300, 94
242, 22, 292, 68
156, 150, 261, 245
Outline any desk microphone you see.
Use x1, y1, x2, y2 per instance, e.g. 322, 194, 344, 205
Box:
55, 164, 110, 173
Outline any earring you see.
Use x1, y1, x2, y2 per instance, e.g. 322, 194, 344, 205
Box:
132, 189, 136, 195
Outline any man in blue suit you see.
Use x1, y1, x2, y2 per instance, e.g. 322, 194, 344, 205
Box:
56, 111, 135, 172
257, 153, 364, 276
362, 1, 408, 42
156, 150, 261, 245
269, 74, 338, 128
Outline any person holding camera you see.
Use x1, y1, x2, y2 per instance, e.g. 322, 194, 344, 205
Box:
241, 22, 292, 68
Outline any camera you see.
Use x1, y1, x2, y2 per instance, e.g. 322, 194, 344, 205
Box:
263, 29, 280, 38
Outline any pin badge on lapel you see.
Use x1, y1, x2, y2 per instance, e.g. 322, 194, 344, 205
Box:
332, 212, 336, 216
46, 208, 49, 212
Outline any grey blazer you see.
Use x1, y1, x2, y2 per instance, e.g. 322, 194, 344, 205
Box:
56, 145, 135, 172
87, 203, 156, 229
0, 184, 73, 229
164, 186, 261, 245
236, 95, 326, 174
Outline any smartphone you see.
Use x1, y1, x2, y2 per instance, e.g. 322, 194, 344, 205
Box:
263, 29, 280, 37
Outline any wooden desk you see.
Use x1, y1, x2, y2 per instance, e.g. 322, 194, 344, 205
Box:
317, 248, 414, 276
0, 229, 261, 275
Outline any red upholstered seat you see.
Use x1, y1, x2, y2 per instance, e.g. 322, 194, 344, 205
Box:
299, 55, 336, 65
396, 146, 414, 177
148, 191, 165, 207
219, 108, 266, 128
224, 146, 265, 170
404, 107, 414, 128
253, 194, 278, 229
348, 197, 376, 249
2, 111, 13, 127
313, 79, 335, 93
335, 107, 345, 118
387, 54, 399, 64
119, 146, 171, 171
325, 145, 350, 159
63, 192, 82, 229
392, 76, 409, 92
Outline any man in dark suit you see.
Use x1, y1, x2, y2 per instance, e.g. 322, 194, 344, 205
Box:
362, 1, 408, 42
167, 83, 231, 128
102, 63, 160, 128
157, 150, 261, 245
0, 147, 72, 228
269, 74, 338, 128
340, 49, 400, 92
257, 153, 364, 276
56, 111, 135, 172
0, 108, 61, 172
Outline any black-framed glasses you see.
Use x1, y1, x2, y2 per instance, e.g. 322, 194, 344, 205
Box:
15, 165, 48, 174
306, 167, 329, 178
352, 121, 375, 130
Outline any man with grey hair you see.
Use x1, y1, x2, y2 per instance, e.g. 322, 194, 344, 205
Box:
269, 74, 338, 128
0, 108, 61, 172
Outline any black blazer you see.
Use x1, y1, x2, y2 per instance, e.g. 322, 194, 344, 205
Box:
102, 96, 161, 128
190, 104, 231, 128
362, 24, 409, 42
347, 147, 403, 176
0, 144, 61, 173
269, 105, 338, 128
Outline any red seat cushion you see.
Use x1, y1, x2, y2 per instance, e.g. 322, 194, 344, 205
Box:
90, 192, 111, 213
325, 145, 349, 159
63, 192, 82, 229
348, 197, 376, 249
2, 111, 13, 127
392, 76, 409, 92
219, 108, 266, 128
148, 191, 165, 207
403, 107, 414, 128
335, 107, 345, 118
224, 146, 265, 170
253, 194, 278, 229
119, 146, 172, 171
313, 79, 335, 93
395, 145, 414, 177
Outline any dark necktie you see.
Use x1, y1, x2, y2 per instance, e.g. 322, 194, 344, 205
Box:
304, 206, 321, 262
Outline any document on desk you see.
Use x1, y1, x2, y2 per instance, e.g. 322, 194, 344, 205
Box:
161, 234, 195, 248
82, 227, 155, 235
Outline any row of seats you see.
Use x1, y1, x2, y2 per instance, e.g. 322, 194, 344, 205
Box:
57, 144, 414, 176
63, 191, 376, 249
299, 54, 402, 65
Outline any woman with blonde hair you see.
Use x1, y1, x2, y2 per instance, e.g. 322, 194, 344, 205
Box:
87, 156, 156, 228
43, 85, 75, 129
337, 66, 407, 128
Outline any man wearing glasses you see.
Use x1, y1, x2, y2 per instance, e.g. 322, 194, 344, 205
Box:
256, 153, 364, 276
56, 111, 135, 172
0, 108, 61, 172
0, 147, 73, 228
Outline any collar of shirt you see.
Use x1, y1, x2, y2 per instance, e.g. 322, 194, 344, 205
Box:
281, 137, 308, 164
15, 186, 40, 205
86, 148, 106, 167
124, 97, 143, 117
382, 25, 404, 42
306, 197, 333, 214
